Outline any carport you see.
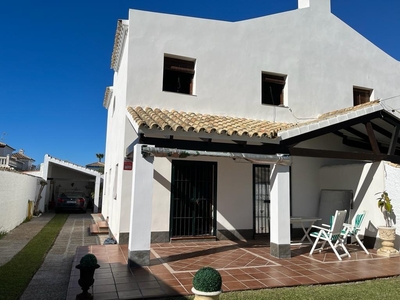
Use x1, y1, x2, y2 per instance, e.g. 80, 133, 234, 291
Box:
41, 155, 102, 213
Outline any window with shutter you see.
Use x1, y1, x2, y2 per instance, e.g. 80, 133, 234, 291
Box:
261, 73, 286, 106
163, 56, 195, 95
353, 87, 372, 106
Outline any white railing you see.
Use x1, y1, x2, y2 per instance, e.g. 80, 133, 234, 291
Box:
0, 155, 10, 168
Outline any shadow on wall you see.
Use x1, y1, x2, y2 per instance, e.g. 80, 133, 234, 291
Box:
363, 220, 400, 250
352, 163, 380, 213
363, 220, 377, 249
154, 170, 171, 192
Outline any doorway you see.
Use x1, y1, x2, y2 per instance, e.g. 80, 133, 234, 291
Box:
170, 160, 217, 238
253, 165, 271, 237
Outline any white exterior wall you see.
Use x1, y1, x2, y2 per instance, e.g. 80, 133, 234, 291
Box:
383, 162, 400, 237
291, 133, 367, 218
216, 158, 253, 231
0, 170, 41, 232
125, 8, 400, 123
150, 156, 254, 235
104, 2, 400, 244
319, 162, 385, 237
151, 157, 172, 232
103, 27, 131, 242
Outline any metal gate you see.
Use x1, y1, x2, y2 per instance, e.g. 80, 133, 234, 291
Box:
253, 165, 271, 236
170, 161, 217, 237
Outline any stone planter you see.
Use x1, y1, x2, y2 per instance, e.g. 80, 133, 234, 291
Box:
191, 287, 222, 300
377, 226, 399, 257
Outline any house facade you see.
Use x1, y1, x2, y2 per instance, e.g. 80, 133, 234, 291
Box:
102, 0, 400, 267
0, 145, 35, 171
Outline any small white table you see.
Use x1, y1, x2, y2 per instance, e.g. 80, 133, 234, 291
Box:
290, 216, 322, 244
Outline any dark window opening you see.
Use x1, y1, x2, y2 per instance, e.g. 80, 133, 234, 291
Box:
163, 57, 195, 95
262, 73, 286, 106
353, 87, 372, 106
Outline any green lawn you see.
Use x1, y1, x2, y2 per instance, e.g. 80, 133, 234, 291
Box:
157, 276, 400, 300
0, 214, 69, 300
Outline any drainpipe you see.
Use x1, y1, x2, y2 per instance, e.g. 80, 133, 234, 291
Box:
141, 146, 291, 166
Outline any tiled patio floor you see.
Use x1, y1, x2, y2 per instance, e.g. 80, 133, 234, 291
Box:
67, 240, 400, 299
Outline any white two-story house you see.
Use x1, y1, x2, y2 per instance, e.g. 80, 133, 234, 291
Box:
102, 0, 400, 267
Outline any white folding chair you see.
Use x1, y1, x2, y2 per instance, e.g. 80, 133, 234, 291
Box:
309, 210, 351, 261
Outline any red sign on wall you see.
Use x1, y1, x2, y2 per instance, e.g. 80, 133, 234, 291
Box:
124, 160, 133, 170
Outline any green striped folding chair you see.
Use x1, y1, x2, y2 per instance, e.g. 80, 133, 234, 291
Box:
309, 210, 351, 261
342, 211, 369, 254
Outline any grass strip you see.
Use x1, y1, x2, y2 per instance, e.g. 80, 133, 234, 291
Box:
0, 214, 69, 300
160, 276, 400, 300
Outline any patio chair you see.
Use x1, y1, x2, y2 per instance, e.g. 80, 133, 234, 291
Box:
342, 211, 369, 255
309, 210, 351, 261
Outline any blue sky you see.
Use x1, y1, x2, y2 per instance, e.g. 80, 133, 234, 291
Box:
0, 0, 399, 167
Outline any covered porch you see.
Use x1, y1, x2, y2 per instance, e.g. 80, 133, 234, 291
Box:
124, 101, 400, 267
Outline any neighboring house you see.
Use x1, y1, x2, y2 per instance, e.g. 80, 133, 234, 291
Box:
0, 142, 15, 167
102, 0, 400, 267
85, 161, 105, 173
0, 145, 35, 171
11, 149, 35, 171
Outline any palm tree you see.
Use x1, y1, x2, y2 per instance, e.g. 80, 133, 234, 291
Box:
96, 153, 104, 162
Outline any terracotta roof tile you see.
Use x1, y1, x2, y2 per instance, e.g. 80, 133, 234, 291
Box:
127, 102, 383, 141
127, 106, 295, 139
317, 100, 380, 120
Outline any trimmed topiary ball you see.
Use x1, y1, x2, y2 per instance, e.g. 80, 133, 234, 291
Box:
78, 254, 99, 268
192, 267, 222, 292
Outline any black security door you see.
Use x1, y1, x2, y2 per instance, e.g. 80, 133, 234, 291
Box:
170, 161, 217, 237
253, 165, 271, 237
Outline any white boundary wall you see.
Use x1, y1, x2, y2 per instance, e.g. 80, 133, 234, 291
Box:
0, 170, 42, 232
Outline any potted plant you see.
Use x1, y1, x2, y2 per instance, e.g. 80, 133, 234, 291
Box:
191, 266, 222, 300
376, 191, 399, 256
75, 254, 100, 300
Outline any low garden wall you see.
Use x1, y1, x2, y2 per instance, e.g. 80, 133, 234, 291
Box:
0, 169, 42, 233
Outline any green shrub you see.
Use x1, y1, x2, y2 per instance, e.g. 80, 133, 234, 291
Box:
78, 254, 98, 268
192, 267, 222, 292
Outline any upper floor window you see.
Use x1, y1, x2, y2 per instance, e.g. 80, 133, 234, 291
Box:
262, 73, 286, 106
353, 86, 372, 106
163, 56, 195, 95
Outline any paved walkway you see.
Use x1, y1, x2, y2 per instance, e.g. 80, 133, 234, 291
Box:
0, 213, 54, 267
0, 212, 108, 300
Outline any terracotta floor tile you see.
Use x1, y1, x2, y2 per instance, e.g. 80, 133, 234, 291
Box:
222, 280, 248, 291
231, 273, 255, 281
117, 290, 142, 299
115, 282, 139, 291
258, 277, 286, 287
290, 275, 318, 285
274, 276, 302, 287
241, 279, 266, 289
68, 242, 400, 299
91, 291, 118, 300
113, 276, 138, 284
94, 284, 117, 293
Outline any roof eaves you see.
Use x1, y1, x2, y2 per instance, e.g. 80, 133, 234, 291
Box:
127, 106, 294, 142
111, 19, 128, 72
278, 101, 382, 140
103, 86, 113, 109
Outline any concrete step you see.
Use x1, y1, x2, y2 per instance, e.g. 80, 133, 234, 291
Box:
89, 223, 109, 235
